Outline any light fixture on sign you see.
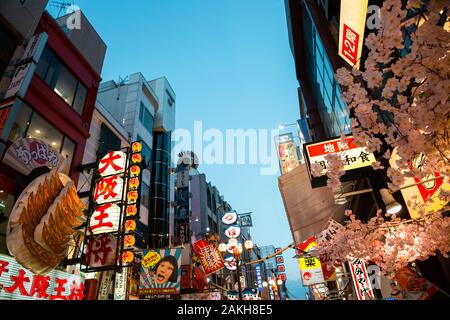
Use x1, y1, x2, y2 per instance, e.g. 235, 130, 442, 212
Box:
225, 225, 241, 239
222, 211, 238, 225
380, 188, 402, 214
89, 203, 121, 234
98, 151, 127, 177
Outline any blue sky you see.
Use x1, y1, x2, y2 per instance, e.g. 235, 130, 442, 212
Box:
48, 0, 307, 299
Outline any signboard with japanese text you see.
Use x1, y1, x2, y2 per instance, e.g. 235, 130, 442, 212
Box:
83, 141, 144, 272
389, 148, 450, 219
3, 138, 67, 176
139, 248, 182, 298
299, 257, 324, 286
256, 265, 263, 292
349, 258, 374, 300
0, 254, 84, 300
277, 134, 300, 175
276, 256, 284, 264
338, 0, 368, 69
277, 265, 285, 272
238, 213, 253, 227
304, 135, 376, 188
114, 267, 128, 300
222, 211, 238, 225
317, 220, 345, 245
192, 239, 224, 275
224, 225, 241, 239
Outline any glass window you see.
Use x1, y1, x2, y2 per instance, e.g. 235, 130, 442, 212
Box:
136, 135, 152, 168
35, 47, 87, 115
73, 82, 87, 114
54, 64, 77, 106
61, 137, 75, 175
8, 101, 32, 142
27, 112, 64, 150
141, 182, 150, 209
139, 102, 154, 135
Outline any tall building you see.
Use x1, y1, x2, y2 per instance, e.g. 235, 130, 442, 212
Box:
96, 73, 176, 250
0, 5, 106, 256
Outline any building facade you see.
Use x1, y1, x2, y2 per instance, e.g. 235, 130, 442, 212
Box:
0, 5, 106, 256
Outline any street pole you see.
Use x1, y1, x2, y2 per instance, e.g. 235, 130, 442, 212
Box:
235, 253, 243, 300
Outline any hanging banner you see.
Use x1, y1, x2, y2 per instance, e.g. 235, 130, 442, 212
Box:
349, 258, 374, 300
0, 254, 84, 300
139, 248, 182, 298
298, 257, 325, 286
114, 268, 128, 300
277, 134, 300, 175
338, 0, 369, 69
192, 239, 224, 275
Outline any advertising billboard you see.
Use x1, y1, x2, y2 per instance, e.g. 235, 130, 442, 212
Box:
139, 248, 183, 297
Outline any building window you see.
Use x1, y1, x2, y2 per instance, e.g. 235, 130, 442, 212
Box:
35, 46, 87, 115
206, 188, 212, 210
0, 24, 19, 79
7, 101, 76, 174
139, 102, 154, 135
97, 123, 121, 159
141, 182, 150, 209
136, 135, 152, 168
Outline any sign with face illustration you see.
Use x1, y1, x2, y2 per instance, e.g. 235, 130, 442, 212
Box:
139, 248, 183, 298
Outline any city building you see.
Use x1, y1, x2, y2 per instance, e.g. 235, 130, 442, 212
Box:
96, 72, 176, 250
0, 5, 106, 256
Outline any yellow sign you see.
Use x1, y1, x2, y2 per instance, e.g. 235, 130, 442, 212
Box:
142, 251, 161, 268
390, 148, 450, 219
299, 257, 322, 271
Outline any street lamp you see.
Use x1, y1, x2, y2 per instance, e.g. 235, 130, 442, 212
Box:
219, 239, 253, 300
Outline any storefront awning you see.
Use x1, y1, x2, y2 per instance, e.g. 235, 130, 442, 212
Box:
278, 164, 346, 245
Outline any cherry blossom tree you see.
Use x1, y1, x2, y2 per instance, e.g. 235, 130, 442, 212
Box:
313, 0, 450, 277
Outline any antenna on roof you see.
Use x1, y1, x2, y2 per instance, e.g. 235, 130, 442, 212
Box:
50, 1, 74, 18
116, 75, 129, 100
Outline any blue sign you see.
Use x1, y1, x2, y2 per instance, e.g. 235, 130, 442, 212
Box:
256, 265, 263, 292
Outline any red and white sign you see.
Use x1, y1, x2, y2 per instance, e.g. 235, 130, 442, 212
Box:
89, 203, 121, 234
277, 265, 285, 272
0, 254, 84, 300
94, 175, 124, 204
338, 0, 368, 69
278, 274, 287, 282
3, 138, 67, 176
349, 258, 374, 300
224, 256, 237, 271
221, 211, 238, 225
305, 136, 376, 175
98, 151, 127, 177
192, 240, 224, 275
276, 256, 284, 264
224, 226, 241, 239
85, 234, 117, 268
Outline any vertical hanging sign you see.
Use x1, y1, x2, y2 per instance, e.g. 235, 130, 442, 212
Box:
349, 258, 374, 300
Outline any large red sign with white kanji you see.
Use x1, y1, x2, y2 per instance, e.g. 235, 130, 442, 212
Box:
0, 254, 84, 300
98, 151, 126, 177
94, 175, 124, 204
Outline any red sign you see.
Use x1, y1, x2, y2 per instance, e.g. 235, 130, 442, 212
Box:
349, 258, 374, 300
192, 240, 224, 275
277, 265, 285, 272
0, 105, 11, 134
341, 24, 359, 66
276, 256, 284, 264
278, 274, 287, 281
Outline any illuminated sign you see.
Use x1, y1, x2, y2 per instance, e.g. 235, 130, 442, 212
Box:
224, 225, 241, 239
304, 135, 376, 188
299, 257, 324, 286
389, 148, 450, 219
83, 141, 144, 272
277, 265, 285, 272
222, 211, 238, 225
349, 258, 374, 300
192, 240, 224, 275
0, 254, 84, 300
224, 256, 237, 271
338, 0, 368, 69
89, 203, 121, 234
277, 134, 300, 175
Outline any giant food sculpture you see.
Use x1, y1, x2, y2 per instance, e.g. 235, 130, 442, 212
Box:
6, 169, 86, 275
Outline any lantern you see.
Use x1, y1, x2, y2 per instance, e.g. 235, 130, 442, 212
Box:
128, 177, 140, 190
124, 235, 135, 247
218, 243, 227, 253
131, 153, 142, 164
129, 165, 141, 177
132, 142, 142, 153
244, 240, 254, 250
122, 251, 134, 263
127, 190, 138, 204
126, 204, 138, 216
125, 220, 136, 231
